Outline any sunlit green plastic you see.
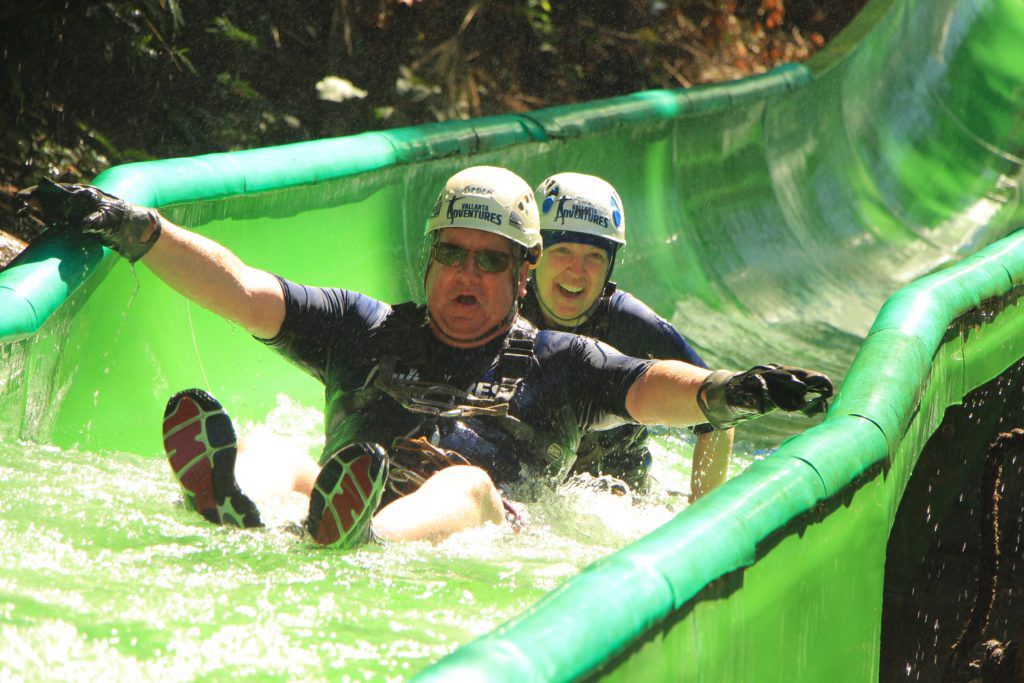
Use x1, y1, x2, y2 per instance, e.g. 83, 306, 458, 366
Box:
2, 0, 1024, 679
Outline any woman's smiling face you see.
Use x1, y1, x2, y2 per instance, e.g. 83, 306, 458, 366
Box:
534, 241, 610, 327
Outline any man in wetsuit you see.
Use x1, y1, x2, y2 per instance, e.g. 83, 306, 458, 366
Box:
19, 167, 833, 549
522, 172, 731, 500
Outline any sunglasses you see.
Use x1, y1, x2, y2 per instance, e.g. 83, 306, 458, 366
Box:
430, 242, 514, 273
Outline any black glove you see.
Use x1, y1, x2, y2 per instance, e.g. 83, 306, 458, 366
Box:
697, 364, 833, 430
17, 178, 161, 263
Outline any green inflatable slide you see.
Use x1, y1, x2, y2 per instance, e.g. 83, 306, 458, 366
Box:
2, 0, 1024, 679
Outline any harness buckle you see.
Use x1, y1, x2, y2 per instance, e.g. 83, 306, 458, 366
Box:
402, 393, 510, 418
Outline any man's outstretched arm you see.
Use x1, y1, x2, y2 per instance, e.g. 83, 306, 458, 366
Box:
625, 360, 833, 429
142, 219, 285, 339
625, 360, 711, 426
19, 180, 285, 339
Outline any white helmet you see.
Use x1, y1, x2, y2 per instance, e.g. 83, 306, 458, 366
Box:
425, 166, 541, 251
536, 172, 626, 246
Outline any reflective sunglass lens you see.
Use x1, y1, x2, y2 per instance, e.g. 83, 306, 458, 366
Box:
431, 243, 465, 266
476, 251, 511, 273
431, 243, 512, 273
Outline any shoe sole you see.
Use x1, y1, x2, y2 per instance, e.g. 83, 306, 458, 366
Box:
307, 443, 388, 548
163, 389, 262, 528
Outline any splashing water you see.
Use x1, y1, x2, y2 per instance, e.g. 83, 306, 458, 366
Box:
0, 395, 756, 681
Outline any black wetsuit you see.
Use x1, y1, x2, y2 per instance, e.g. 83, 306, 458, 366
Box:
520, 281, 708, 490
260, 278, 654, 490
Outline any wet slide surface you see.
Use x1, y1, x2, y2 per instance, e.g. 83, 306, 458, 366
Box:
2, 0, 1024, 680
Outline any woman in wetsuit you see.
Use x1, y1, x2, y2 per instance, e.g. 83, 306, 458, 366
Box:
521, 172, 734, 500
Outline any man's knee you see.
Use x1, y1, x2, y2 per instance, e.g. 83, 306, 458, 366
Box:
372, 465, 504, 542
424, 465, 496, 501
421, 465, 503, 521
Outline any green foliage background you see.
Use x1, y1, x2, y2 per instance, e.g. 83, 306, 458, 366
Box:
0, 0, 863, 241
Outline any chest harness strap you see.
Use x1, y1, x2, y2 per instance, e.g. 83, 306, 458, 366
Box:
357, 303, 538, 420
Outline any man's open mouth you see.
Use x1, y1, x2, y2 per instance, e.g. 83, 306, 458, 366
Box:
557, 283, 584, 297
455, 294, 478, 305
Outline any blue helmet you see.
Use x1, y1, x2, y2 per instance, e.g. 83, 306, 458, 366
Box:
536, 172, 626, 248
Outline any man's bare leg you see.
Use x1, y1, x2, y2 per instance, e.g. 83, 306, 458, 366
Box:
235, 432, 320, 501
372, 465, 506, 544
228, 439, 506, 545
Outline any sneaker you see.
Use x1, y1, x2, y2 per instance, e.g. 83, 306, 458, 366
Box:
306, 443, 389, 549
163, 389, 263, 528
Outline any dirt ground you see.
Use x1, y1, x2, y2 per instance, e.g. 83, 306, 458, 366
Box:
880, 360, 1024, 682
0, 229, 27, 267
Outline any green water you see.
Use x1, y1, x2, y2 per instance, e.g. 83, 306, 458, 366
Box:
0, 401, 747, 681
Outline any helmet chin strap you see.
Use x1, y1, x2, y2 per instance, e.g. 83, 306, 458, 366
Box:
428, 300, 520, 346
537, 294, 588, 329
